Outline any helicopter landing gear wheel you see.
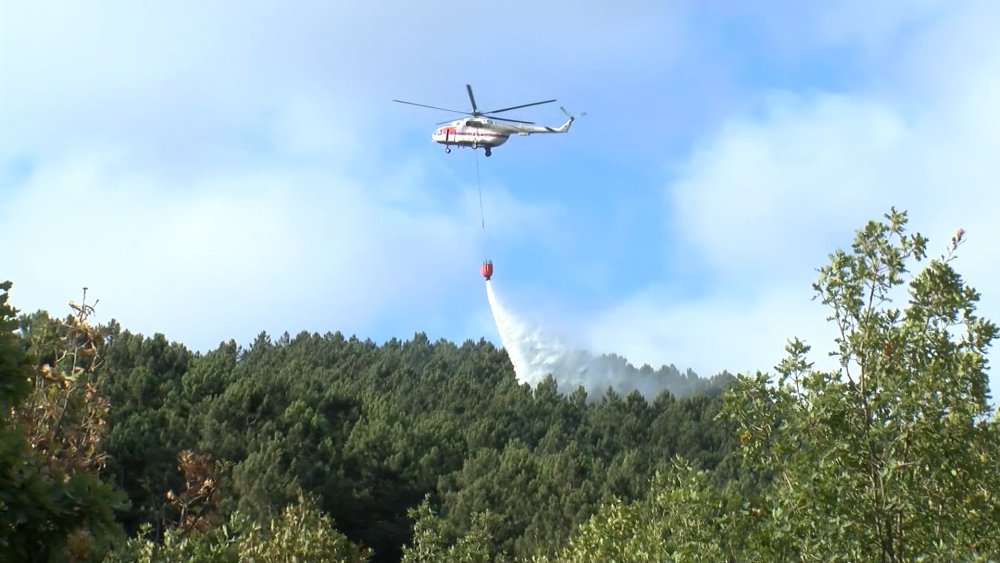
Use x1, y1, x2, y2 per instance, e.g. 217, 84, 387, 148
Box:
484, 147, 492, 157
445, 147, 451, 154
472, 142, 478, 149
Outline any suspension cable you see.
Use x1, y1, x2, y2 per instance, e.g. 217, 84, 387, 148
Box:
475, 150, 485, 229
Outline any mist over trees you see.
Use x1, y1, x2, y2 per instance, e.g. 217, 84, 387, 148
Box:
1, 209, 998, 561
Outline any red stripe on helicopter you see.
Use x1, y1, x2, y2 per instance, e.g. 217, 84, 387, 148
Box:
438, 131, 504, 138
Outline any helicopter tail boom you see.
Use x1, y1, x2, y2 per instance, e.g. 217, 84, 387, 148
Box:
514, 116, 574, 136
547, 116, 575, 133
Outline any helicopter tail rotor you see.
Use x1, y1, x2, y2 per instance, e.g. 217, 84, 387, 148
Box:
560, 106, 586, 120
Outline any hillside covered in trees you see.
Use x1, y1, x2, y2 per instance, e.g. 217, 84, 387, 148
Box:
2, 209, 999, 561
1, 283, 736, 561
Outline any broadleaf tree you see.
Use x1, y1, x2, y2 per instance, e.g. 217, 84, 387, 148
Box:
551, 209, 1000, 561
729, 209, 1000, 560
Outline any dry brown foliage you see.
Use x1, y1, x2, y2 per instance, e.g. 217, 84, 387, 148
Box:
18, 287, 112, 478
167, 449, 226, 533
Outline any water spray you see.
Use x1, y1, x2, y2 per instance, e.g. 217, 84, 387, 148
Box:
485, 277, 677, 400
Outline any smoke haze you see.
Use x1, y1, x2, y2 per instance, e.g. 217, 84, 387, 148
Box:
486, 280, 722, 400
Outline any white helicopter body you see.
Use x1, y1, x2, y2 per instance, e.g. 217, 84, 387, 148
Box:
431, 116, 574, 156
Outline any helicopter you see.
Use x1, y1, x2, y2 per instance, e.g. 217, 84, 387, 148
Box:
393, 84, 579, 156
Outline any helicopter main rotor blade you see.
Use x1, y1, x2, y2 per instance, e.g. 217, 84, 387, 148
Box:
466, 84, 479, 114
489, 116, 536, 125
435, 116, 535, 125
393, 99, 472, 115
483, 99, 557, 115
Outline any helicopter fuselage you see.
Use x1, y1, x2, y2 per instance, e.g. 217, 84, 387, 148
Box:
432, 119, 511, 154
431, 116, 573, 156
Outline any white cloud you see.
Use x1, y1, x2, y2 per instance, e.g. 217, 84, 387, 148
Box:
667, 92, 913, 286
0, 147, 555, 350
588, 2, 1000, 396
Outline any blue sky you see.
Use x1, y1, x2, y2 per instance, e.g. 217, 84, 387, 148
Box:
2, 1, 999, 396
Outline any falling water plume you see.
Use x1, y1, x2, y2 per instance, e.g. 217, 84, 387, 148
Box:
485, 280, 694, 400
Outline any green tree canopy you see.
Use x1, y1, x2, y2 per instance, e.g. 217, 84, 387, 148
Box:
548, 209, 1000, 562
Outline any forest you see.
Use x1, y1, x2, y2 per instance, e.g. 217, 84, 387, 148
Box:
2, 209, 999, 562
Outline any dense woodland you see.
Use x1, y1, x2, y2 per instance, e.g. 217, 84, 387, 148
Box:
2, 208, 999, 562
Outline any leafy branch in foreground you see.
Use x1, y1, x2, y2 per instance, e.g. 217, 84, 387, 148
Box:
546, 208, 1000, 562
729, 208, 999, 561
2, 284, 125, 561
